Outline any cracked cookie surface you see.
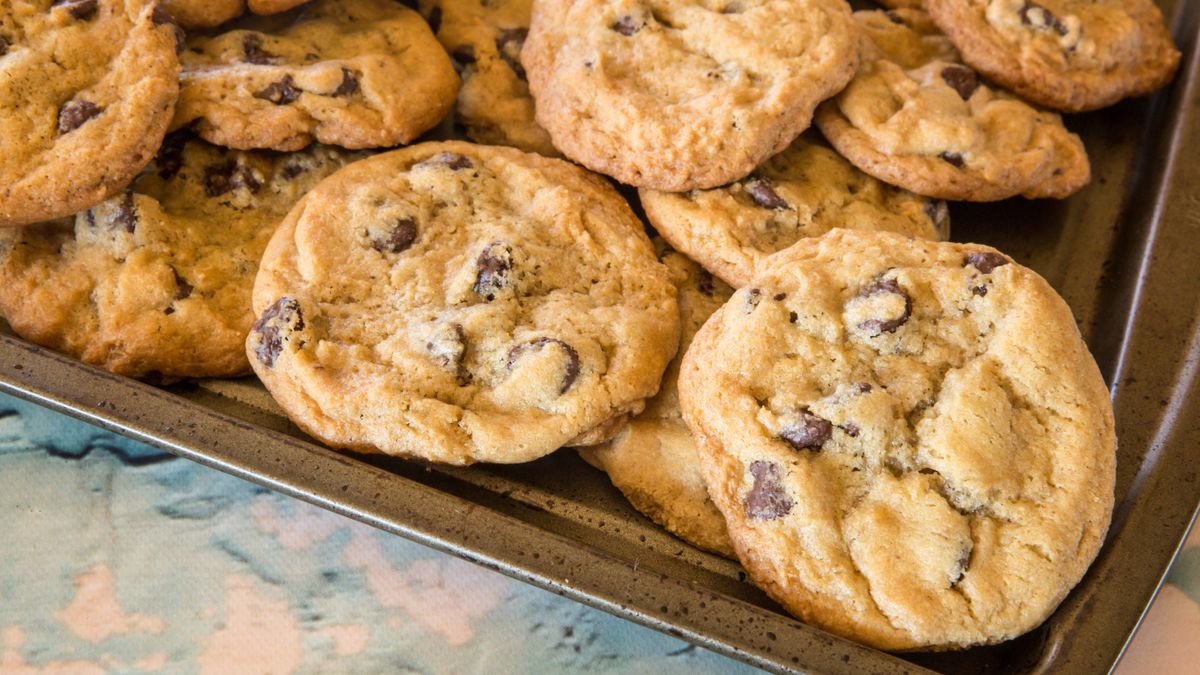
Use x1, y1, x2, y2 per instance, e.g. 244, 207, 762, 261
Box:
171, 0, 459, 151
421, 0, 558, 155
926, 0, 1180, 112
247, 141, 679, 465
815, 9, 1090, 201
580, 242, 734, 557
521, 0, 859, 190
0, 0, 180, 227
0, 133, 359, 379
678, 228, 1116, 650
640, 133, 950, 288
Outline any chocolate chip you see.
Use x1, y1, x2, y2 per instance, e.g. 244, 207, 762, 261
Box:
924, 199, 950, 231
156, 130, 191, 179
745, 460, 793, 520
113, 191, 137, 233
853, 382, 873, 394
951, 544, 973, 585
427, 323, 468, 384
281, 163, 305, 180
853, 278, 912, 336
57, 99, 102, 134
251, 297, 304, 367
333, 68, 360, 97
788, 311, 798, 323
612, 15, 642, 35
243, 34, 277, 65
473, 241, 513, 301
204, 160, 262, 197
966, 251, 1009, 274
972, 285, 988, 297
151, 5, 185, 52
779, 410, 833, 451
0, 35, 11, 57
418, 152, 474, 171
372, 218, 418, 254
451, 44, 476, 66
172, 267, 193, 300
54, 0, 98, 20
772, 292, 786, 302
496, 27, 528, 79
255, 75, 301, 105
940, 151, 965, 168
506, 337, 581, 395
744, 288, 761, 312
941, 64, 979, 101
744, 176, 788, 210
697, 269, 715, 296
839, 422, 860, 438
1019, 1, 1069, 36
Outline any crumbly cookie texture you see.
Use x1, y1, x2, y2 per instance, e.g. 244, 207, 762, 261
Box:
816, 9, 1090, 201
521, 0, 860, 191
581, 242, 735, 557
678, 229, 1116, 651
421, 0, 558, 156
247, 142, 680, 465
0, 0, 181, 227
641, 133, 949, 288
0, 134, 359, 379
172, 0, 459, 151
161, 0, 244, 28
926, 0, 1180, 112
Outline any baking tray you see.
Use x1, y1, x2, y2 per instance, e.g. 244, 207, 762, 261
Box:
3, 2, 1200, 672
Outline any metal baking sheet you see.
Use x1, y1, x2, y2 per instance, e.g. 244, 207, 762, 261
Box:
3, 2, 1200, 672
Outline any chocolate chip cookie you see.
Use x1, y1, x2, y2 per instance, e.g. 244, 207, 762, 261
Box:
640, 133, 949, 288
161, 0, 244, 28
420, 0, 558, 155
0, 133, 360, 379
172, 0, 460, 151
815, 9, 1090, 201
247, 142, 680, 465
0, 0, 181, 227
926, 0, 1180, 112
521, 0, 860, 191
580, 242, 734, 557
678, 228, 1116, 650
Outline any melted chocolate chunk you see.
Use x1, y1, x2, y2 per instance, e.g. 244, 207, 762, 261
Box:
744, 176, 788, 210
333, 68, 360, 97
417, 152, 474, 171
745, 460, 793, 520
113, 191, 137, 233
940, 151, 965, 168
451, 44, 476, 66
779, 410, 833, 451
473, 241, 513, 301
941, 64, 979, 101
54, 0, 98, 20
251, 297, 304, 367
496, 27, 528, 79
151, 5, 185, 52
612, 15, 642, 35
57, 99, 102, 134
1019, 1, 1069, 36
966, 251, 1010, 274
744, 287, 761, 312
243, 34, 277, 64
372, 218, 418, 254
204, 160, 262, 197
255, 75, 302, 105
506, 337, 581, 395
772, 292, 786, 301
854, 278, 912, 336
155, 130, 191, 179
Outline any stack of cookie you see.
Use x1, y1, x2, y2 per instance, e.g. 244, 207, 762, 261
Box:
0, 0, 1180, 655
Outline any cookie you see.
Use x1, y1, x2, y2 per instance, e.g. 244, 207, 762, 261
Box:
875, 0, 922, 8
0, 0, 181, 227
161, 0, 244, 28
580, 243, 735, 557
248, 0, 309, 15
247, 141, 680, 465
640, 133, 950, 288
521, 0, 860, 191
0, 133, 360, 379
815, 9, 1090, 201
926, 0, 1180, 112
420, 0, 559, 156
171, 0, 460, 151
678, 229, 1116, 650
